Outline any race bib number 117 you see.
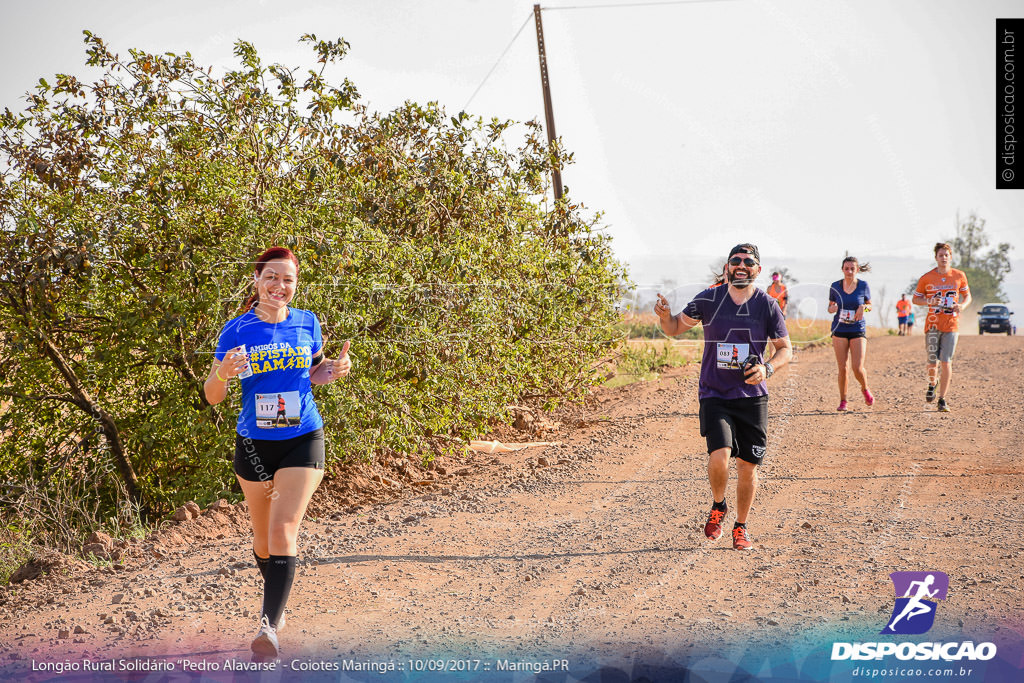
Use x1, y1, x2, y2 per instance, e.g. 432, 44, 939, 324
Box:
255, 391, 301, 429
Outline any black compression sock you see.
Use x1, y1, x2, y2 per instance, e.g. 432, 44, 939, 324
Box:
254, 551, 270, 580
261, 555, 296, 628
733, 522, 746, 529
712, 500, 727, 511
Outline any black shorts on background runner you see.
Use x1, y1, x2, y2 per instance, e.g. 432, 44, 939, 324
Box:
698, 395, 768, 465
831, 330, 866, 340
234, 429, 325, 482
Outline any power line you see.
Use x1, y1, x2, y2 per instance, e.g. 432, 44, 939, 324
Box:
462, 12, 533, 112
545, 0, 742, 11
462, 1, 741, 111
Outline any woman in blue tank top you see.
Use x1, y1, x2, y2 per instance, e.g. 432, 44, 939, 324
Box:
827, 256, 874, 411
204, 246, 351, 657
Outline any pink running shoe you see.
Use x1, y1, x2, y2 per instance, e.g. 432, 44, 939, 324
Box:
837, 400, 848, 411
863, 388, 874, 406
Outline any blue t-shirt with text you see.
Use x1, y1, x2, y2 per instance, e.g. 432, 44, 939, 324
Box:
681, 287, 788, 400
828, 279, 871, 334
214, 308, 324, 440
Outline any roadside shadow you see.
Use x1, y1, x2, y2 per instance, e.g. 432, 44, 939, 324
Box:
315, 546, 697, 566
646, 410, 902, 419
180, 546, 701, 578
525, 468, 993, 487
768, 409, 899, 417
565, 477, 712, 485
773, 472, 995, 482
643, 411, 698, 419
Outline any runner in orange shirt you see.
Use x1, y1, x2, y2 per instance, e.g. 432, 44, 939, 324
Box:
766, 272, 788, 317
896, 294, 912, 336
912, 242, 971, 412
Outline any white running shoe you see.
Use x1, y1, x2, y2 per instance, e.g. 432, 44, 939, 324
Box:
250, 615, 279, 657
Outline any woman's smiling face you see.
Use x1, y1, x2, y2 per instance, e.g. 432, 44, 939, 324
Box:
255, 258, 298, 309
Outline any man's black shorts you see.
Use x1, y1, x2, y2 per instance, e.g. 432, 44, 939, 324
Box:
698, 395, 768, 465
234, 429, 325, 482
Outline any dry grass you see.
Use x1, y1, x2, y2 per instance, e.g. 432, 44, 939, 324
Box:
0, 524, 33, 585
607, 315, 889, 387
619, 313, 887, 346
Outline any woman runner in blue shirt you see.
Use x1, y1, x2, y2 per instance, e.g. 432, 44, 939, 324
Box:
204, 246, 351, 657
827, 256, 874, 411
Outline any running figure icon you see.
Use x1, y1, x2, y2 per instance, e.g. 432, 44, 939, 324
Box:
886, 575, 938, 632
882, 571, 949, 635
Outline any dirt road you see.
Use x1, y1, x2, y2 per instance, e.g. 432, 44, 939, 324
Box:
2, 335, 1022, 680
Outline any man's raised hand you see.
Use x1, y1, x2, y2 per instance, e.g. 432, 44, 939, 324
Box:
654, 293, 672, 321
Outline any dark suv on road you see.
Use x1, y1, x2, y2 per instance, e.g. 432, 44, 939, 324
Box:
978, 304, 1014, 335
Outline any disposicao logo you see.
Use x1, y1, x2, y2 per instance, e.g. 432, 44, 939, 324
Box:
882, 571, 948, 635
830, 570, 998, 662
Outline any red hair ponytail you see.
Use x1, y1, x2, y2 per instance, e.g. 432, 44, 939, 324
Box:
240, 246, 300, 313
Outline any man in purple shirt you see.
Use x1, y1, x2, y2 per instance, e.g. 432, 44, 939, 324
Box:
654, 243, 791, 550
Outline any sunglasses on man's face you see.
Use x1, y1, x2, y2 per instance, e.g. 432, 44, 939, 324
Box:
729, 256, 758, 267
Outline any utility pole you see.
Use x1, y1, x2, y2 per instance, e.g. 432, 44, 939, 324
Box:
533, 4, 563, 201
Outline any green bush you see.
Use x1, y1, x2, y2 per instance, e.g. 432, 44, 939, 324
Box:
0, 34, 626, 542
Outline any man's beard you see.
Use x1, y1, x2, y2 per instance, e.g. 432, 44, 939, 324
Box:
729, 269, 754, 288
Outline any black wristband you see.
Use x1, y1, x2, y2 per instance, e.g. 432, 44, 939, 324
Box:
311, 351, 324, 366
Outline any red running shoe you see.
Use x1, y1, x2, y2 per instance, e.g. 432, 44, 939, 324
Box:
732, 525, 753, 550
704, 507, 726, 541
837, 400, 848, 411
863, 388, 875, 406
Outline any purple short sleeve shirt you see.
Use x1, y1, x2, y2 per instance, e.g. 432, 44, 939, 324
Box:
681, 286, 788, 400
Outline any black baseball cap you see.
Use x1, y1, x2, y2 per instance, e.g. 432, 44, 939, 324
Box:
728, 243, 760, 262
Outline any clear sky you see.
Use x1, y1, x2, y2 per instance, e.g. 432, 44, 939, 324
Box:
2, 0, 1021, 307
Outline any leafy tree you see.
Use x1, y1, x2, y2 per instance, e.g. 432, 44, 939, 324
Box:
906, 211, 1014, 310
950, 211, 989, 269
0, 33, 626, 551
957, 267, 1004, 308
949, 211, 1013, 302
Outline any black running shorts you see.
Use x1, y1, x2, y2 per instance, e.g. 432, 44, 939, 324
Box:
832, 330, 866, 340
698, 395, 768, 465
234, 429, 325, 482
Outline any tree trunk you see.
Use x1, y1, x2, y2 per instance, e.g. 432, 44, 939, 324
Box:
38, 334, 145, 512
173, 333, 223, 428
